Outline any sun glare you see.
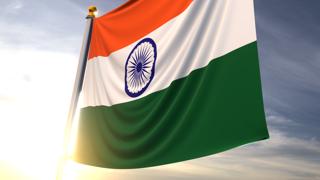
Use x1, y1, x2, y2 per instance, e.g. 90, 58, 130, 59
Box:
0, 49, 78, 180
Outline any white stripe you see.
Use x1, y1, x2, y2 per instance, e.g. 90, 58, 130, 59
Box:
82, 0, 257, 107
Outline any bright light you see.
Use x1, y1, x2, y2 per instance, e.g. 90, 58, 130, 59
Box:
94, 10, 99, 17
0, 49, 78, 180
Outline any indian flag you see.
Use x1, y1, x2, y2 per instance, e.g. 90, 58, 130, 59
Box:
73, 0, 269, 169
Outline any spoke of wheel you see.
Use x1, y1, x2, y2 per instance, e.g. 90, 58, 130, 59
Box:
142, 69, 150, 74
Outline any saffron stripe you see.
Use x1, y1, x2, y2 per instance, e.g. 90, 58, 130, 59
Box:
88, 0, 193, 59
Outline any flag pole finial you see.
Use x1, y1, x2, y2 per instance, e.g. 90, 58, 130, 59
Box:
88, 6, 98, 18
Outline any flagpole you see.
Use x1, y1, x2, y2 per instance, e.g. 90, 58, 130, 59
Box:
56, 6, 97, 180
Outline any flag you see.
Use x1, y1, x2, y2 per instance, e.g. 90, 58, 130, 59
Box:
73, 0, 269, 169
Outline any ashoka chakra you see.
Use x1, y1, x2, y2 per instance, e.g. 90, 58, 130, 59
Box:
125, 38, 157, 97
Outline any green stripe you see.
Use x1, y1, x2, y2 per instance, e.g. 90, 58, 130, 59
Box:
73, 42, 269, 168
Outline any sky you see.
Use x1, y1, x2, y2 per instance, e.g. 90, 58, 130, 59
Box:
0, 0, 319, 179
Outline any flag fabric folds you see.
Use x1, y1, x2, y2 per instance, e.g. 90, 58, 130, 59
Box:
73, 0, 269, 169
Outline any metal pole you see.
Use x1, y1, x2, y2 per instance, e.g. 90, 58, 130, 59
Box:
56, 6, 97, 180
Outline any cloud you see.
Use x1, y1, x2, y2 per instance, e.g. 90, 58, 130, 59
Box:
0, 0, 88, 54
254, 0, 320, 140
4, 0, 23, 13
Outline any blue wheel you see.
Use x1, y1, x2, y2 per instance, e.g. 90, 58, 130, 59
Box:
125, 38, 157, 97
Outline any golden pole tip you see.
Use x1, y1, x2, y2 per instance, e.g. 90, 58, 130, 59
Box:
88, 6, 98, 18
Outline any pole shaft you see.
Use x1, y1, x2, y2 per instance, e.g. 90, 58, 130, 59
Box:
56, 16, 94, 180
64, 15, 93, 154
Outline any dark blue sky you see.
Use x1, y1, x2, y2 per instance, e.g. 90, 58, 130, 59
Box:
256, 0, 320, 139
0, 0, 319, 179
